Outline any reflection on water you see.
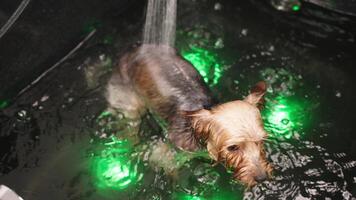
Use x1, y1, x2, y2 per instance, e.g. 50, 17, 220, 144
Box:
247, 139, 354, 199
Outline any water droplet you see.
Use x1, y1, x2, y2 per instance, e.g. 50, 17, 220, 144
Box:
99, 54, 106, 61
268, 45, 275, 52
241, 29, 248, 36
40, 95, 49, 102
214, 2, 222, 10
214, 38, 224, 49
16, 109, 32, 122
17, 110, 27, 118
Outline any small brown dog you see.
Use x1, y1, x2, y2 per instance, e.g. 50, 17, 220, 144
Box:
106, 44, 272, 186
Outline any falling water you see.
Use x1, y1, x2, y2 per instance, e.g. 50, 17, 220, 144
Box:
143, 0, 177, 47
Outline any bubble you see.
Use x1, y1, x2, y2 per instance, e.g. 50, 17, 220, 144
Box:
241, 29, 248, 36
214, 38, 224, 49
40, 95, 49, 102
214, 3, 222, 11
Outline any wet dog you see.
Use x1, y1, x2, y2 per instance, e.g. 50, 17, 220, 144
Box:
106, 44, 272, 186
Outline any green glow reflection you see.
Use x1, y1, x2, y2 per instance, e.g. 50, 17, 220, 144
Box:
292, 4, 301, 11
263, 96, 307, 139
91, 136, 142, 190
175, 193, 206, 200
181, 46, 223, 86
260, 68, 313, 140
0, 100, 8, 109
177, 26, 225, 86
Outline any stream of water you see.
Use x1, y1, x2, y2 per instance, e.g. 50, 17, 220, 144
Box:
143, 0, 177, 46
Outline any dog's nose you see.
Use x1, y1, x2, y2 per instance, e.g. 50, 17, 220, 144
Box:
254, 172, 267, 182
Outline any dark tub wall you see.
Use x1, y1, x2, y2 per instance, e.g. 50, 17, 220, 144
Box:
0, 0, 142, 102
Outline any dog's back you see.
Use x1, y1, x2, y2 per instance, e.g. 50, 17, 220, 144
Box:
108, 45, 213, 121
106, 44, 213, 150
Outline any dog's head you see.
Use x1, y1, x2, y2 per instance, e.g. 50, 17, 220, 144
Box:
190, 82, 272, 186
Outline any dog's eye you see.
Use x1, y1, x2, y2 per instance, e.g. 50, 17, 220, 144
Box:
227, 145, 240, 152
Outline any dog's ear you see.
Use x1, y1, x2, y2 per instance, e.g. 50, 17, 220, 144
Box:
244, 81, 267, 109
184, 109, 212, 141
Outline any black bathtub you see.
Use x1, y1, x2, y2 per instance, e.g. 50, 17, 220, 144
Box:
0, 0, 355, 199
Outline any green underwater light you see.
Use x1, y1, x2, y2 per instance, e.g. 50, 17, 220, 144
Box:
292, 4, 301, 11
91, 136, 142, 190
260, 68, 314, 139
181, 46, 223, 86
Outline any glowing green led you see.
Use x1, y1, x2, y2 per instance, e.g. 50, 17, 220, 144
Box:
292, 5, 300, 11
181, 46, 223, 86
94, 157, 134, 189
0, 100, 8, 109
91, 136, 142, 190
